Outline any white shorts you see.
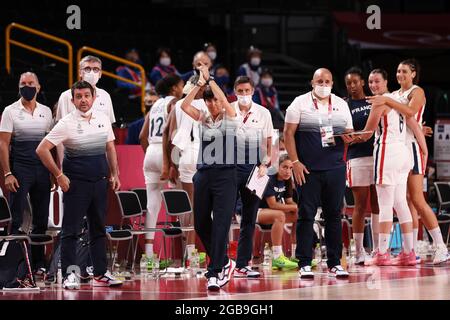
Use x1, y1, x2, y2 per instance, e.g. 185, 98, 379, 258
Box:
408, 140, 426, 175
373, 143, 411, 186
346, 156, 374, 187
143, 143, 164, 184
178, 144, 199, 184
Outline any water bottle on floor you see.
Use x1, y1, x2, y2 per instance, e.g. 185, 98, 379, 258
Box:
314, 243, 322, 264
140, 254, 148, 279
263, 243, 272, 269
152, 254, 159, 279
190, 249, 200, 276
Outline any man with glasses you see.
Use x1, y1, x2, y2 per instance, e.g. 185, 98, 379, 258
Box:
55, 55, 116, 125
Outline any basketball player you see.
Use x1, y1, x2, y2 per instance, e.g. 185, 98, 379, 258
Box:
139, 74, 184, 257
366, 59, 449, 264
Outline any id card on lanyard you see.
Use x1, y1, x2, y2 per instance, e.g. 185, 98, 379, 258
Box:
312, 94, 335, 148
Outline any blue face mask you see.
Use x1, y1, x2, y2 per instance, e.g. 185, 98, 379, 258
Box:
215, 75, 229, 86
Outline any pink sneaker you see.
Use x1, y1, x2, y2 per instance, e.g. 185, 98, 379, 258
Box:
391, 250, 416, 266
367, 251, 391, 266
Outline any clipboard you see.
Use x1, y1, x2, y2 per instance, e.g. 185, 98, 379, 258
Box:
333, 130, 373, 137
245, 165, 270, 200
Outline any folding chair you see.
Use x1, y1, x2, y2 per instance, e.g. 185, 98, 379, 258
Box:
433, 182, 450, 246
0, 195, 53, 275
107, 191, 143, 271
160, 189, 195, 266
131, 188, 147, 214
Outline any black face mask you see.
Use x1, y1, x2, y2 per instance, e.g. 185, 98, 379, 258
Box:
19, 86, 37, 101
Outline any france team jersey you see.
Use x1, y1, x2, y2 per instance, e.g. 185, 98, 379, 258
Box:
346, 99, 374, 160
45, 110, 115, 182
196, 111, 241, 171
259, 175, 293, 209
0, 100, 53, 166
285, 92, 353, 171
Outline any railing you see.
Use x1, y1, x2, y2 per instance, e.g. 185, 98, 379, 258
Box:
5, 22, 73, 88
77, 46, 146, 115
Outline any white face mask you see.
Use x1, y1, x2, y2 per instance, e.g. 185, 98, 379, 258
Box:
207, 51, 217, 61
261, 78, 273, 87
83, 71, 99, 87
75, 108, 93, 118
314, 85, 332, 98
160, 57, 171, 66
250, 57, 261, 67
237, 95, 252, 106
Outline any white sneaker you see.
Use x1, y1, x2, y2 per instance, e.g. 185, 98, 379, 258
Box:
299, 266, 314, 279
93, 271, 123, 287
233, 265, 260, 278
218, 259, 236, 287
329, 265, 349, 278
63, 272, 80, 290
355, 249, 367, 265
432, 244, 449, 265
207, 276, 220, 291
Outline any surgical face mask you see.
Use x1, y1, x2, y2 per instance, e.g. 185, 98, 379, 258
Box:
314, 85, 332, 98
160, 57, 171, 66
207, 51, 217, 61
19, 86, 37, 101
75, 108, 93, 118
237, 94, 252, 106
83, 71, 99, 87
261, 78, 273, 87
250, 57, 261, 67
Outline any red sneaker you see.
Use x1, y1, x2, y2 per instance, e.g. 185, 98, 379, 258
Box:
391, 250, 416, 266
369, 251, 392, 266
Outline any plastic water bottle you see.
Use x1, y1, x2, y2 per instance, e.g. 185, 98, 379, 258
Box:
152, 254, 160, 279
140, 254, 148, 278
314, 243, 322, 264
190, 249, 200, 276
57, 260, 62, 285
263, 243, 272, 268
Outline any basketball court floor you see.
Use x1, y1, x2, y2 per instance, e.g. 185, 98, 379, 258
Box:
1, 259, 449, 300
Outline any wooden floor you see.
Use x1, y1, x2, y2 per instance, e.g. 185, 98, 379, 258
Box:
1, 259, 449, 300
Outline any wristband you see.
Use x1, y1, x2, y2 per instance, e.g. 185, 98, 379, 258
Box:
292, 160, 299, 164
55, 172, 63, 179
4, 172, 12, 178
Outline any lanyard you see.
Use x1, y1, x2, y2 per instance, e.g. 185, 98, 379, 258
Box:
312, 93, 332, 126
242, 111, 252, 124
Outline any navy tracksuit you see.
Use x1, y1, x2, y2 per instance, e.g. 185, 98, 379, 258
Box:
193, 116, 238, 278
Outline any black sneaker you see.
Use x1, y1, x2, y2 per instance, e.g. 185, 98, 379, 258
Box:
3, 278, 40, 291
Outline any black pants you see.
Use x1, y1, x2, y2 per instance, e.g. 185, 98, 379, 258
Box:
295, 166, 346, 268
61, 179, 108, 277
193, 167, 237, 277
10, 163, 50, 270
235, 166, 261, 268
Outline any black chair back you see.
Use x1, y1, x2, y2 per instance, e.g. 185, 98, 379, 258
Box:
0, 196, 11, 224
131, 188, 147, 212
160, 190, 192, 216
115, 191, 143, 219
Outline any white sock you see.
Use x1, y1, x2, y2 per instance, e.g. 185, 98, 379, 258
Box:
145, 244, 153, 257
186, 244, 195, 258
413, 228, 419, 251
429, 227, 445, 246
291, 244, 297, 258
272, 245, 283, 259
371, 214, 379, 250
402, 232, 413, 254
353, 233, 364, 253
379, 233, 390, 254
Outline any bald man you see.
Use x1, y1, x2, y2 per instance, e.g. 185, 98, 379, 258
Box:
283, 68, 354, 279
0, 72, 53, 275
